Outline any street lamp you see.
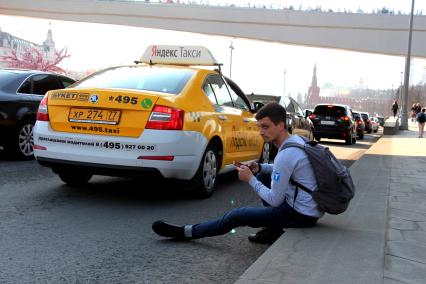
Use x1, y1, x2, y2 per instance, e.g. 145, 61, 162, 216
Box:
400, 0, 415, 130
283, 69, 287, 96
229, 41, 234, 78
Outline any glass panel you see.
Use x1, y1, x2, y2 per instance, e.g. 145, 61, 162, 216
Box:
32, 75, 61, 95
74, 66, 194, 95
291, 98, 304, 116
203, 82, 217, 104
314, 105, 347, 117
207, 75, 233, 107
280, 97, 294, 112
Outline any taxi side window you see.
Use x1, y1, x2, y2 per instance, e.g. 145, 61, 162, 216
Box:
226, 83, 248, 110
203, 82, 218, 105
204, 75, 233, 107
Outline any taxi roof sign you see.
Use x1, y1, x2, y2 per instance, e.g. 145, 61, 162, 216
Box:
140, 45, 220, 66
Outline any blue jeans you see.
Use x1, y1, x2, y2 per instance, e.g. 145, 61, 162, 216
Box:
191, 173, 317, 239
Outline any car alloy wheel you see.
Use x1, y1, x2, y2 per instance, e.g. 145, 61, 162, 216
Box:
189, 143, 219, 198
202, 149, 217, 191
18, 122, 34, 156
10, 120, 35, 160
261, 142, 270, 163
308, 129, 314, 141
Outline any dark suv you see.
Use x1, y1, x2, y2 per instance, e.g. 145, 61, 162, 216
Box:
0, 69, 75, 159
360, 112, 372, 133
310, 103, 357, 145
352, 111, 365, 140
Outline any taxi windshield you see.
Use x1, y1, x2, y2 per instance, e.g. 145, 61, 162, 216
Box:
73, 66, 194, 95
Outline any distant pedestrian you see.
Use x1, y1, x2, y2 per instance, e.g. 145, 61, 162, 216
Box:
416, 108, 426, 138
411, 104, 417, 122
415, 103, 422, 115
411, 110, 417, 123
392, 100, 399, 118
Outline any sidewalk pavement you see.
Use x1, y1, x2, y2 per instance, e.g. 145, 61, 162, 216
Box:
235, 120, 426, 284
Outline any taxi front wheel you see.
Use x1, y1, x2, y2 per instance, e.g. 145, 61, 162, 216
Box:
189, 144, 219, 198
58, 172, 93, 186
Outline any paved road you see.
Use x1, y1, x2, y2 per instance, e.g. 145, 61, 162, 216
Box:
319, 130, 382, 167
0, 132, 381, 283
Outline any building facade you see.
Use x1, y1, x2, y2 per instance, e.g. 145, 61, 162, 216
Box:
0, 26, 56, 68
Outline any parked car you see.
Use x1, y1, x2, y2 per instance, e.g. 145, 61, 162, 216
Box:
360, 112, 372, 133
352, 111, 365, 140
371, 117, 380, 133
33, 45, 264, 197
375, 116, 385, 126
0, 69, 75, 159
309, 103, 357, 145
304, 108, 313, 119
262, 96, 314, 162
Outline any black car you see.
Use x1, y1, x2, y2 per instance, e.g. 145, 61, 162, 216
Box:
375, 116, 385, 127
310, 103, 357, 145
261, 96, 314, 162
360, 112, 372, 133
0, 69, 75, 159
352, 111, 365, 140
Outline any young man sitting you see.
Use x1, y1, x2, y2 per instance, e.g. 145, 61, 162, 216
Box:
152, 102, 324, 244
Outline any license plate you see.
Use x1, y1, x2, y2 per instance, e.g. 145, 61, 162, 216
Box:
320, 120, 335, 125
68, 108, 121, 125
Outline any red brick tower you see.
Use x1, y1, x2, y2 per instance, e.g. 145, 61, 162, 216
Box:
307, 64, 320, 108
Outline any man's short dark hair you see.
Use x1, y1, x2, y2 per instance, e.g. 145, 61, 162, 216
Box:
255, 102, 286, 125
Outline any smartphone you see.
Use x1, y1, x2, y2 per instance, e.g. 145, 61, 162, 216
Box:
233, 161, 243, 167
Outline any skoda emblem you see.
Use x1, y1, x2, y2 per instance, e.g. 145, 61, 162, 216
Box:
89, 94, 99, 104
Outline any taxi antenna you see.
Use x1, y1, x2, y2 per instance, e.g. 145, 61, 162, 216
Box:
215, 63, 223, 74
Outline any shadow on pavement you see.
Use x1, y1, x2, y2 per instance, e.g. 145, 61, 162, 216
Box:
47, 169, 240, 204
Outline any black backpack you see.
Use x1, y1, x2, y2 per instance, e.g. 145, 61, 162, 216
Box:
417, 112, 426, 124
280, 136, 355, 214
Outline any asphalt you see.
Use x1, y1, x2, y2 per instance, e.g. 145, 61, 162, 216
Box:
235, 119, 426, 284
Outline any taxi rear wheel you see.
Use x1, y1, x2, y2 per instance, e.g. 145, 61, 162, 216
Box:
190, 144, 219, 198
58, 172, 93, 186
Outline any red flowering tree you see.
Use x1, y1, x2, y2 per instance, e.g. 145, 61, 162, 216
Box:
0, 47, 70, 73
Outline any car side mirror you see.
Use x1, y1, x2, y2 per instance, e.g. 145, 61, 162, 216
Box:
253, 101, 264, 112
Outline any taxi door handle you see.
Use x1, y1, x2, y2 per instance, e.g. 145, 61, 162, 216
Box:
243, 118, 250, 122
218, 115, 227, 120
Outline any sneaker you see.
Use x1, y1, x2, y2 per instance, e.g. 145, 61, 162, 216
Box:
248, 227, 284, 244
152, 220, 187, 239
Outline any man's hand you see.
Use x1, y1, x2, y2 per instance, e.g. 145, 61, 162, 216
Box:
236, 165, 254, 182
247, 161, 260, 174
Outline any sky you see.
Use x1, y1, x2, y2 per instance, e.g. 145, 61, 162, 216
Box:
1, 0, 426, 97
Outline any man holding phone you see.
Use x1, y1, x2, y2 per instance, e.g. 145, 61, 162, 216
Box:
152, 102, 323, 244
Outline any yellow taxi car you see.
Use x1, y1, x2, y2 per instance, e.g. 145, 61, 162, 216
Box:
33, 45, 264, 197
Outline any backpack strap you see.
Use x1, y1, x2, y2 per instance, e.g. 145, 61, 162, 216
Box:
280, 136, 315, 206
290, 178, 313, 194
